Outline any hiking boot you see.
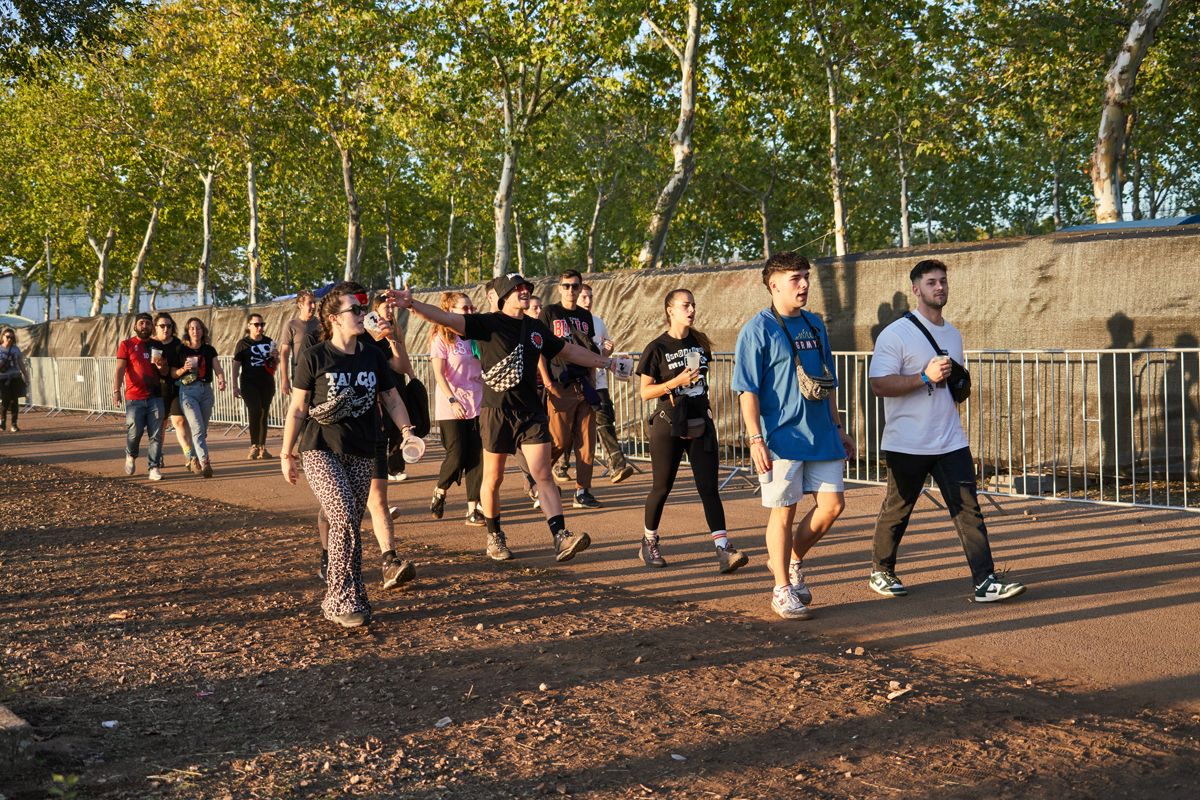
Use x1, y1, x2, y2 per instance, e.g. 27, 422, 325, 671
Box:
639, 537, 667, 568
189, 457, 203, 475
430, 490, 446, 520
553, 465, 571, 483
554, 529, 591, 562
323, 608, 368, 629
572, 490, 601, 509
486, 531, 513, 561
382, 555, 416, 590
201, 460, 214, 478
148, 467, 163, 482
465, 509, 486, 527
868, 570, 908, 598
124, 455, 135, 476
974, 574, 1026, 603
715, 544, 748, 574
247, 445, 259, 460
771, 586, 813, 620
610, 464, 635, 484
789, 561, 812, 604
318, 550, 328, 583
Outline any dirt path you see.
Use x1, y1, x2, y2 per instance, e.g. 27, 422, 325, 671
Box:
3, 457, 1199, 799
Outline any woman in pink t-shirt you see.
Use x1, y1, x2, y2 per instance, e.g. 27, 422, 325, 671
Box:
429, 291, 485, 525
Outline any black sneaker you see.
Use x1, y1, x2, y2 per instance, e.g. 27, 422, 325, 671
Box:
974, 574, 1026, 603
610, 464, 635, 484
639, 537, 667, 568
572, 490, 601, 509
553, 465, 571, 483
486, 531, 513, 561
465, 509, 486, 527
430, 490, 446, 520
318, 550, 328, 584
382, 555, 416, 589
715, 544, 748, 574
554, 529, 591, 562
868, 570, 908, 598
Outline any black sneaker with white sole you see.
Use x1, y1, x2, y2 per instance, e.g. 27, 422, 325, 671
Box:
465, 509, 486, 527
868, 570, 908, 597
430, 490, 446, 519
381, 556, 416, 589
572, 490, 601, 509
974, 574, 1026, 603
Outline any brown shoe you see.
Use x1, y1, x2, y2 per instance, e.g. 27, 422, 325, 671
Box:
248, 445, 259, 460
189, 457, 203, 475
201, 461, 214, 478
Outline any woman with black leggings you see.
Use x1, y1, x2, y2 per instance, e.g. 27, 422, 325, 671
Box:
232, 313, 278, 459
635, 289, 748, 574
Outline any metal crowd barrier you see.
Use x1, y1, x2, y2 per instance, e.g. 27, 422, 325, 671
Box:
24, 348, 1200, 512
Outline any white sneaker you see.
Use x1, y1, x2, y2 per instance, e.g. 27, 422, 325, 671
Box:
771, 586, 813, 620
124, 455, 135, 476
148, 467, 163, 482
388, 472, 407, 482
789, 561, 812, 605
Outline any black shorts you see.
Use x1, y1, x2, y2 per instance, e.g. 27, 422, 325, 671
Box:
480, 407, 551, 455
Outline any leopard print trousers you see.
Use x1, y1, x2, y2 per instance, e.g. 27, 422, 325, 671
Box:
302, 450, 373, 620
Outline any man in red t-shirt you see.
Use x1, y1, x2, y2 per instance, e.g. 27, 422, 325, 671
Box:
112, 312, 165, 481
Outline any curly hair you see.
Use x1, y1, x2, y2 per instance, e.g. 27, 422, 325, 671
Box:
761, 251, 811, 287
316, 281, 367, 341
431, 291, 470, 346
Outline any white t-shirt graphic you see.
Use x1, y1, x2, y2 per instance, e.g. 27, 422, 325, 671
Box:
869, 313, 970, 455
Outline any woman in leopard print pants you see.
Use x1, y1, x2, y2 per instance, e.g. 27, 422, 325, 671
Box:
280, 281, 420, 629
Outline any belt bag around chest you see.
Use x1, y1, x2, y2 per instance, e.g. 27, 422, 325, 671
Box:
903, 312, 971, 404
771, 308, 836, 402
481, 317, 527, 393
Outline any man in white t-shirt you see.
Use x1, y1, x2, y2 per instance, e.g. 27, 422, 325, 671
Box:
867, 259, 1026, 603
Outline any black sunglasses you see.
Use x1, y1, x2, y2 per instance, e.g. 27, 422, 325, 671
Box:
250, 322, 265, 327
560, 283, 582, 290
335, 304, 369, 316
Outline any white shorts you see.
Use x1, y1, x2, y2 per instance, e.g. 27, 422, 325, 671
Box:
758, 459, 845, 508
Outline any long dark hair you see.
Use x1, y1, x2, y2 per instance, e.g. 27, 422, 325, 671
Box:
663, 288, 711, 353
317, 281, 367, 341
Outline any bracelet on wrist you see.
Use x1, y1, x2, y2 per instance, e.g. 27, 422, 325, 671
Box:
748, 434, 764, 443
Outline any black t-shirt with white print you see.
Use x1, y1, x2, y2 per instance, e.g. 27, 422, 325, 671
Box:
637, 331, 712, 418
294, 339, 396, 458
233, 336, 276, 391
540, 303, 598, 381
463, 311, 565, 413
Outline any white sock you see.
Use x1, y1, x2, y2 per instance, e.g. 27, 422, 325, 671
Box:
467, 500, 477, 514
643, 528, 658, 542
434, 487, 446, 497
711, 530, 729, 549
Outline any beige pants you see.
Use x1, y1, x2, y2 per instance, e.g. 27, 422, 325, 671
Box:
547, 383, 596, 489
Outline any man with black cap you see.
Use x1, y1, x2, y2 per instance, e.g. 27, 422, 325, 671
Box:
394, 274, 620, 563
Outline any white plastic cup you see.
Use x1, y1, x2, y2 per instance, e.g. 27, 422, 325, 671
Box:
685, 351, 701, 372
402, 436, 426, 464
150, 347, 162, 363
612, 355, 633, 380
187, 355, 199, 372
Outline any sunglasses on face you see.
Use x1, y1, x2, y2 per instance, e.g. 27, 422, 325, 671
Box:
250, 322, 265, 328
156, 323, 172, 329
560, 283, 582, 290
336, 304, 369, 317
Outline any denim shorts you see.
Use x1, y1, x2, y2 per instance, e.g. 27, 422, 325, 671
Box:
758, 458, 845, 508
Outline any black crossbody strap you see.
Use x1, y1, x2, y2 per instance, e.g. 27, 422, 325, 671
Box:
903, 312, 947, 357
769, 307, 830, 370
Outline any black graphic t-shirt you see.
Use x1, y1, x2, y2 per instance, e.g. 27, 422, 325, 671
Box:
463, 311, 565, 413
295, 340, 396, 457
172, 343, 219, 386
157, 337, 183, 399
233, 336, 277, 391
540, 303, 599, 382
637, 331, 712, 417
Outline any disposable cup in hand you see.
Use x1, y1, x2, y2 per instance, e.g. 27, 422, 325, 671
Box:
685, 351, 701, 372
187, 356, 199, 371
612, 355, 633, 380
150, 348, 162, 363
402, 436, 426, 464
363, 311, 387, 340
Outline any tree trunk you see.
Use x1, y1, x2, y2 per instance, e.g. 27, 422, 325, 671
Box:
637, 2, 700, 270
1090, 0, 1169, 223
43, 234, 52, 322
247, 158, 261, 304
196, 169, 214, 305
279, 219, 291, 288
340, 145, 363, 281
759, 195, 772, 260
513, 208, 526, 276
1131, 141, 1143, 220
897, 124, 911, 248
150, 284, 159, 311
586, 179, 614, 273
493, 140, 519, 277
128, 199, 162, 314
11, 255, 42, 315
1052, 159, 1063, 229
814, 17, 848, 256
87, 224, 116, 317
444, 193, 456, 285
383, 197, 396, 288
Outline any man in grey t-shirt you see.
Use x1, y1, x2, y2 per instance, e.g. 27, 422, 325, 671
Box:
279, 289, 318, 396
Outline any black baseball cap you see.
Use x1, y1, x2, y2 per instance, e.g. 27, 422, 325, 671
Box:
492, 273, 534, 304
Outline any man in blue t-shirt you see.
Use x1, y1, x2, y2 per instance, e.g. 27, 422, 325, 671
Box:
733, 251, 856, 621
